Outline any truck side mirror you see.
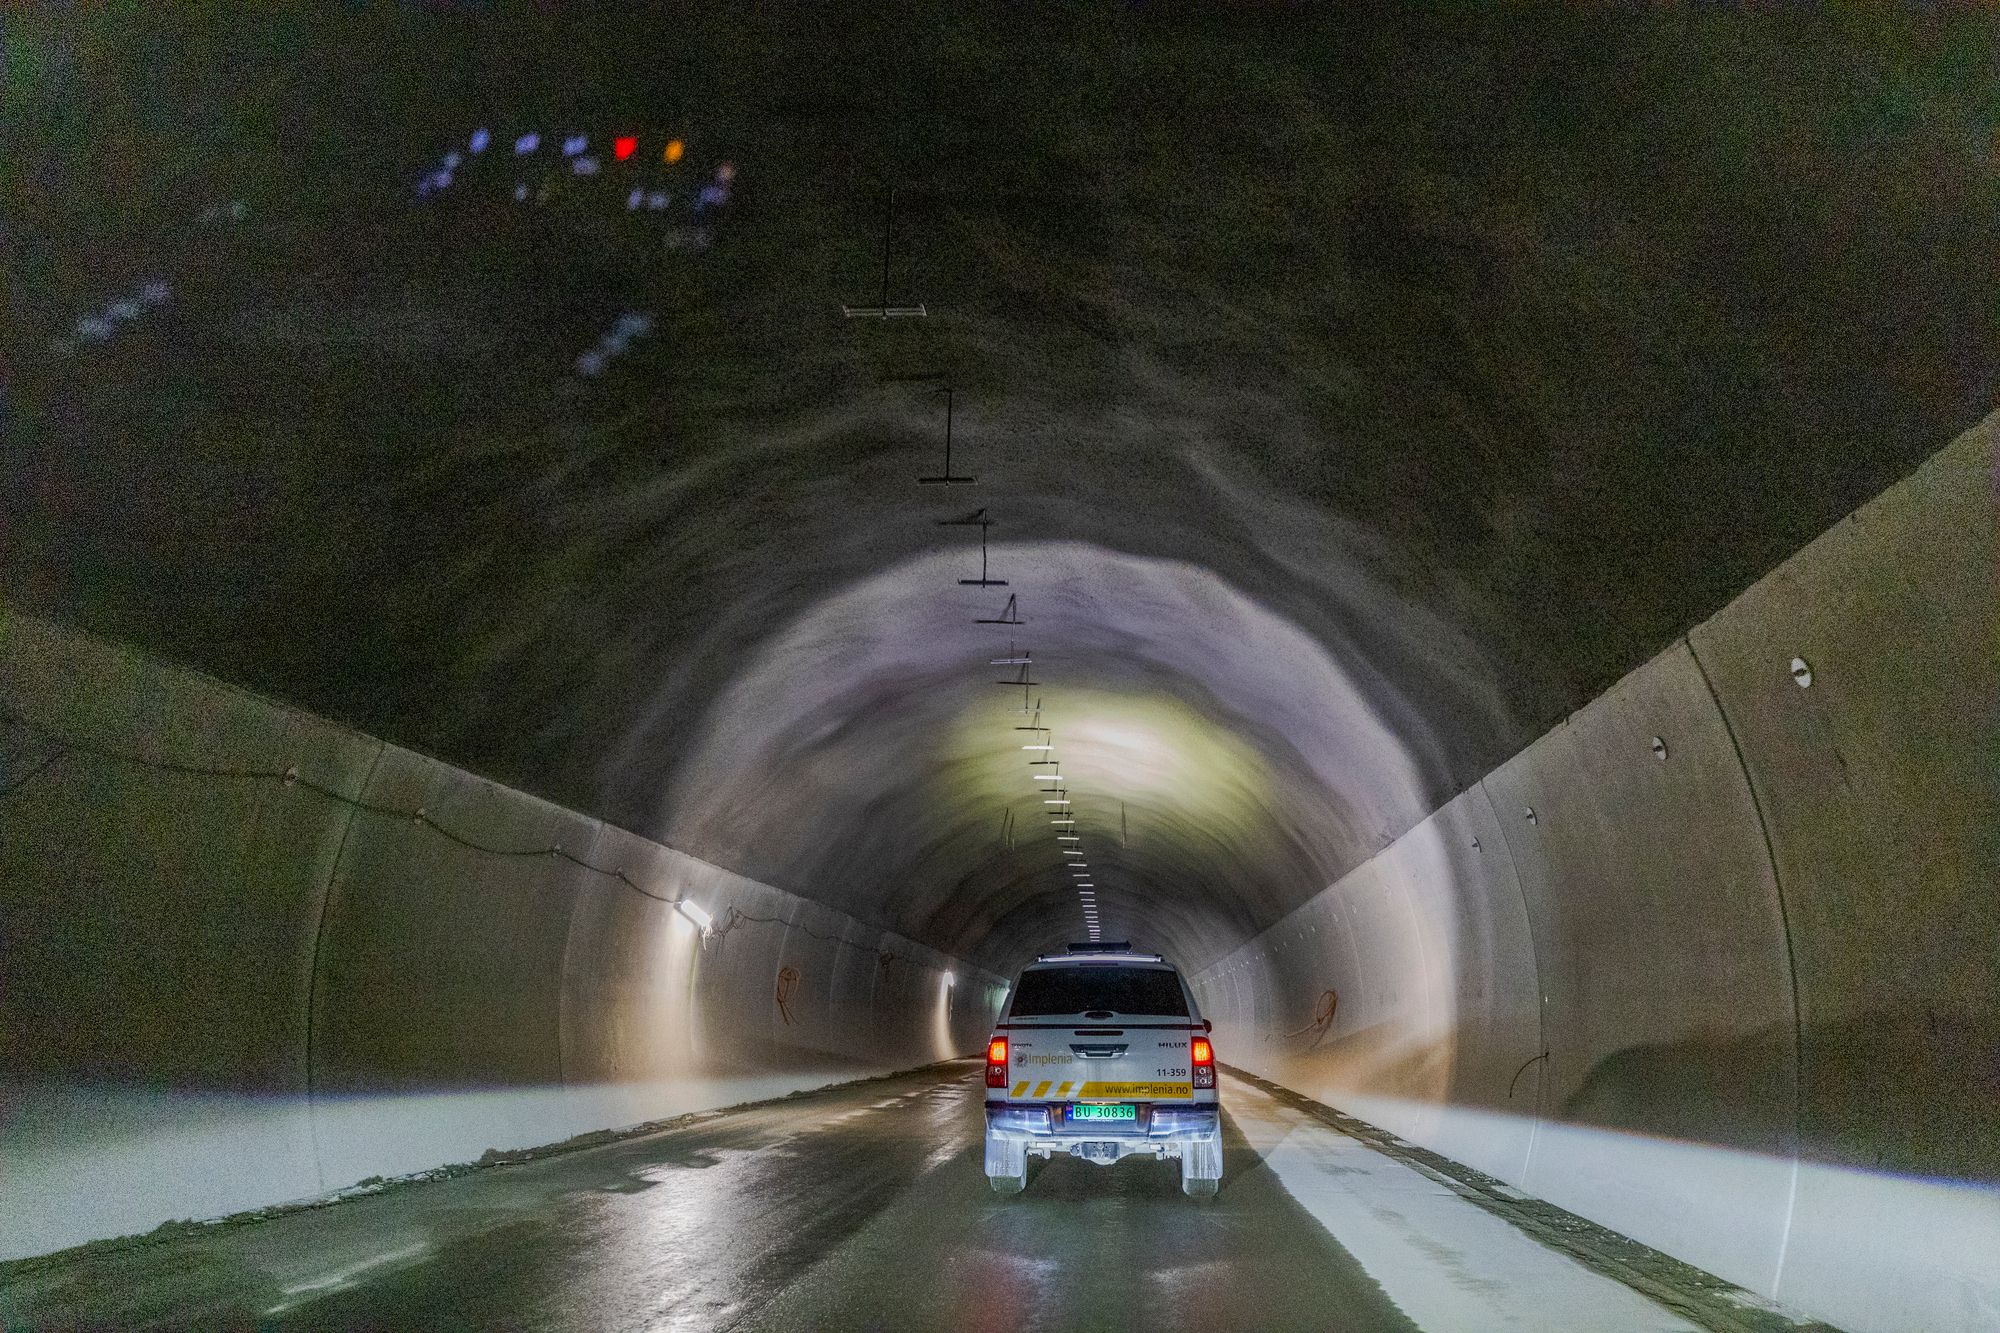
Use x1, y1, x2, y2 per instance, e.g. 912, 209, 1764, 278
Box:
1203, 1019, 1213, 1033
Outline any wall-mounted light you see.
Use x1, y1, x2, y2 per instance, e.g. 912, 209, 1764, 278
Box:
675, 900, 713, 933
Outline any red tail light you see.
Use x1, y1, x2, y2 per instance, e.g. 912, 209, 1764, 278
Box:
1192, 1035, 1216, 1089
986, 1036, 1008, 1088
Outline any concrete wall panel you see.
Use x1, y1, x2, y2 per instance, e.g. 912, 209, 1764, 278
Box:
1197, 415, 1998, 1332
554, 826, 704, 1134
308, 746, 596, 1185
0, 614, 377, 1256
1481, 641, 1799, 1295
0, 613, 1001, 1261
1690, 420, 2000, 1329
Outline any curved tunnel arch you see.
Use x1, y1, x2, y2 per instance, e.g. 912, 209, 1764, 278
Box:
646, 539, 1462, 973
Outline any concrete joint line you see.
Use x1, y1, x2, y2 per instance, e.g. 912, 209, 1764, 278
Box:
1477, 777, 1549, 1184
1683, 633, 1807, 1301
304, 738, 389, 1195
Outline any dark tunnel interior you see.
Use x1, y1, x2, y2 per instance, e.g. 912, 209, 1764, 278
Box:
3, 6, 1996, 1330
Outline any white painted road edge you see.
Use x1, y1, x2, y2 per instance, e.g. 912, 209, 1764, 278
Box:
1221, 1075, 1699, 1333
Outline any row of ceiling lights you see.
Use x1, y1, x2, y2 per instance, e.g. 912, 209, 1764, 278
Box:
850, 190, 1100, 943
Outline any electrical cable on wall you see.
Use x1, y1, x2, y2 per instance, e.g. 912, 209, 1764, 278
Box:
775, 966, 802, 1025
1284, 988, 1339, 1039
1507, 1050, 1550, 1098
0, 716, 678, 902
1, 707, 957, 978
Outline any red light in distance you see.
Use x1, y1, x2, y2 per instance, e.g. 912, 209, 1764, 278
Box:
614, 135, 638, 161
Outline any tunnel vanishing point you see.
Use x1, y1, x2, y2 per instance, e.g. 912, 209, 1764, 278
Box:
3, 7, 1997, 1332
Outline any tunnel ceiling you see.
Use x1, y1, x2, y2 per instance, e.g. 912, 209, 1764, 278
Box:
10, 5, 1995, 973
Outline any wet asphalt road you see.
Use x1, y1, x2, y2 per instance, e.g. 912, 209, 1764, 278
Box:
1, 1063, 1421, 1332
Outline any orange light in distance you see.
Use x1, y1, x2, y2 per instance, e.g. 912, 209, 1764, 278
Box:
1191, 1038, 1213, 1065
664, 138, 685, 163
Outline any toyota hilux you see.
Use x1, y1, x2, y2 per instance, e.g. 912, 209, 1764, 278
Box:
983, 944, 1222, 1197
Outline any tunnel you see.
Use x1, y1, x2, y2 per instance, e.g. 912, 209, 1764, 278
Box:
4, 6, 1996, 1331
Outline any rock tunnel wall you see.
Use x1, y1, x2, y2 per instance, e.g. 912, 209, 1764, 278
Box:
0, 612, 1005, 1262
1192, 412, 1999, 1333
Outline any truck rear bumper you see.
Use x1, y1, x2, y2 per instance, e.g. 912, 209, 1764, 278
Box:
984, 1101, 1220, 1145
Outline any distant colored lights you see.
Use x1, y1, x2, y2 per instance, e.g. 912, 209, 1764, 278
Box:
575, 310, 654, 378
664, 138, 685, 163
614, 135, 638, 161
51, 277, 174, 356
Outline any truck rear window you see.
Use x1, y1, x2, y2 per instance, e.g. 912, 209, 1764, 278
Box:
1010, 967, 1189, 1018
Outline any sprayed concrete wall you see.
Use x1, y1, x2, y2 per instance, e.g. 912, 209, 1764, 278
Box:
0, 613, 1004, 1261
1193, 413, 2000, 1333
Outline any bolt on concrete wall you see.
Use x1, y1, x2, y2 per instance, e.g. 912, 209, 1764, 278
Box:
1193, 411, 2000, 1333
0, 614, 1003, 1261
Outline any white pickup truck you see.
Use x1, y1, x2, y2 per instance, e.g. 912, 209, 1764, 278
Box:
983, 944, 1223, 1198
